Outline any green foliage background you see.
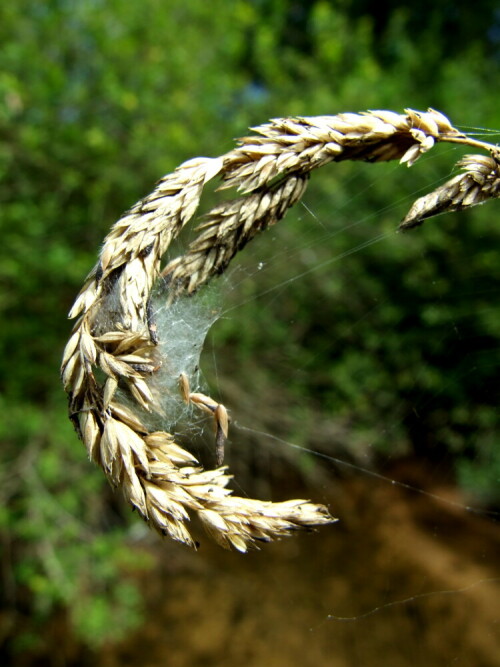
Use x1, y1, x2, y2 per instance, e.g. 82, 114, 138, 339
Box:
1, 0, 499, 656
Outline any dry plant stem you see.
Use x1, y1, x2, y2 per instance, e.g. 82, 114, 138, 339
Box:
62, 108, 499, 551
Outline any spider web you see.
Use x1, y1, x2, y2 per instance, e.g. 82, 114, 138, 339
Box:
156, 134, 500, 665
136, 132, 500, 666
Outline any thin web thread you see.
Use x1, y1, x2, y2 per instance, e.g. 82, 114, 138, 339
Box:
310, 578, 500, 624
222, 150, 466, 304
234, 424, 500, 519
209, 148, 500, 519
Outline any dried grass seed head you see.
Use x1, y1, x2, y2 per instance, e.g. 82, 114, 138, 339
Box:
62, 108, 499, 550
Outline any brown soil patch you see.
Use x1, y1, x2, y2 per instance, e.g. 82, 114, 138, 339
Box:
101, 464, 500, 667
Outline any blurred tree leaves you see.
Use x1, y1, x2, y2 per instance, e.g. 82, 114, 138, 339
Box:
1, 0, 499, 656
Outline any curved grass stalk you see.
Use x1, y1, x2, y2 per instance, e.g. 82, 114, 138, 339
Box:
62, 108, 499, 550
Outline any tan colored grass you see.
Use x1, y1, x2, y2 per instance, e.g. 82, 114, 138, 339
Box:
400, 153, 500, 229
62, 108, 499, 551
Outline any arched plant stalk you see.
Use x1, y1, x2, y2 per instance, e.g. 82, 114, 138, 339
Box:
61, 108, 499, 551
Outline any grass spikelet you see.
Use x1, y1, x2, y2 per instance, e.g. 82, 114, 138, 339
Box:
62, 108, 499, 550
400, 153, 500, 229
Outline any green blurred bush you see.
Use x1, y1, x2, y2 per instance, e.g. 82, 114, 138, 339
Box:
1, 0, 499, 656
